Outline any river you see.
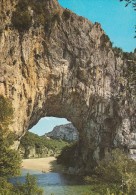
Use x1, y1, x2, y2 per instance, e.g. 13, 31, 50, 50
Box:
10, 169, 95, 195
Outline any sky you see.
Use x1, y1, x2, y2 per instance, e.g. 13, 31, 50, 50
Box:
59, 0, 136, 52
30, 117, 70, 135
30, 0, 136, 136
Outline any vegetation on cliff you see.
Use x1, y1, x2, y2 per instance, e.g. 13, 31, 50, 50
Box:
0, 95, 43, 194
12, 0, 60, 31
12, 3, 32, 32
20, 131, 69, 158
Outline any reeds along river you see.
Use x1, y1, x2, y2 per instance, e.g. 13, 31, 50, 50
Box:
10, 169, 95, 195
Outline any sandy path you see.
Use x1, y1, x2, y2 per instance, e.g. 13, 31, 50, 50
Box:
22, 157, 63, 172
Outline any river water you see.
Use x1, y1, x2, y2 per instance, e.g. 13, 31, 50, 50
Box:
10, 169, 95, 195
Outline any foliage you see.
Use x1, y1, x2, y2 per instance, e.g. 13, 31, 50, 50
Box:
31, 0, 47, 26
113, 47, 123, 57
84, 149, 136, 195
14, 173, 43, 195
12, 0, 32, 32
63, 9, 71, 20
11, 0, 60, 31
0, 95, 21, 178
123, 51, 136, 60
0, 140, 21, 178
113, 47, 136, 60
0, 174, 43, 195
0, 177, 14, 195
12, 10, 32, 32
120, 0, 136, 9
0, 95, 13, 125
120, 0, 136, 37
57, 142, 78, 167
20, 131, 69, 158
122, 51, 136, 97
0, 95, 43, 194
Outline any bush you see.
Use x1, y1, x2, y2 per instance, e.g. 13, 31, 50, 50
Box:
85, 149, 136, 195
0, 95, 21, 178
14, 173, 43, 195
12, 10, 32, 32
0, 95, 43, 194
63, 9, 71, 20
0, 174, 43, 195
113, 47, 123, 57
12, 0, 32, 32
17, 0, 29, 11
57, 142, 78, 167
12, 0, 61, 30
0, 177, 14, 195
0, 95, 13, 124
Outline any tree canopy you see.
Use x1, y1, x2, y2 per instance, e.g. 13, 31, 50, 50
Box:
0, 95, 43, 194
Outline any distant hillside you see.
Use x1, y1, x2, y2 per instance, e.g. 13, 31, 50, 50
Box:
19, 132, 69, 159
45, 123, 79, 142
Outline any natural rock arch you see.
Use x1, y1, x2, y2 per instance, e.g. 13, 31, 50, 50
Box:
0, 0, 135, 172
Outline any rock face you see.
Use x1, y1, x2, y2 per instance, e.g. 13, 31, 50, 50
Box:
19, 145, 55, 159
0, 0, 136, 173
45, 123, 79, 141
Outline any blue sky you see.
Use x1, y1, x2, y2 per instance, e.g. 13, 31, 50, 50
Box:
30, 117, 69, 135
59, 0, 136, 52
30, 0, 136, 136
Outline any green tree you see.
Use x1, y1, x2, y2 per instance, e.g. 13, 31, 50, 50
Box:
0, 95, 43, 194
0, 177, 14, 195
20, 131, 69, 158
84, 149, 136, 195
95, 149, 136, 194
57, 142, 78, 167
14, 173, 43, 195
0, 95, 21, 178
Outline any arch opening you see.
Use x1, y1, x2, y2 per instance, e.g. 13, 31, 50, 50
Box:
30, 117, 70, 136
19, 117, 79, 163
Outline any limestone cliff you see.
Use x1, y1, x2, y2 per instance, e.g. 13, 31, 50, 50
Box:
0, 0, 136, 173
45, 123, 79, 141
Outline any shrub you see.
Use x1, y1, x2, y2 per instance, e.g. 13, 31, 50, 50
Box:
63, 9, 71, 20
113, 47, 123, 57
0, 174, 44, 195
0, 177, 14, 195
12, 10, 32, 32
0, 95, 43, 194
12, 0, 61, 30
85, 149, 136, 195
14, 173, 43, 195
57, 142, 78, 167
17, 0, 29, 11
0, 95, 13, 124
0, 96, 21, 178
12, 0, 32, 32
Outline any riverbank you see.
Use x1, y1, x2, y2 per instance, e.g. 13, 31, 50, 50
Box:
22, 157, 63, 173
